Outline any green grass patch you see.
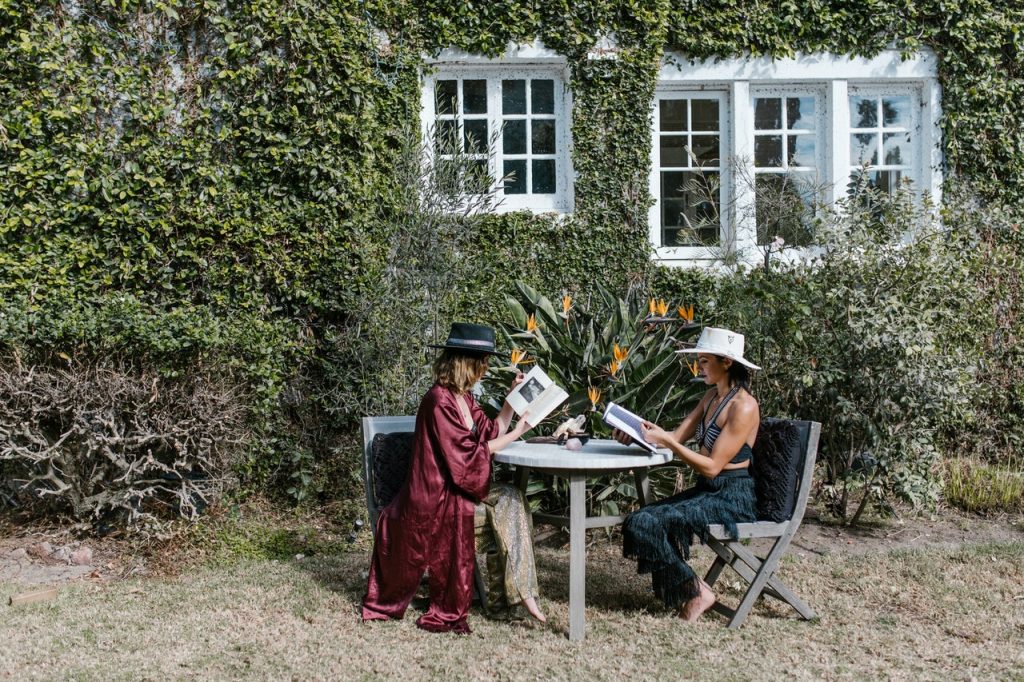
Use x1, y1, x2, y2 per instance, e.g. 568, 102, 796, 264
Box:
179, 504, 357, 566
944, 459, 1024, 514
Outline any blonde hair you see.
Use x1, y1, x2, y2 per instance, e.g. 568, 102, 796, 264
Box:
433, 350, 489, 394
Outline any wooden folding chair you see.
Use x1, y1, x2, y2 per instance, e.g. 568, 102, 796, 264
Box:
704, 419, 821, 628
361, 416, 488, 610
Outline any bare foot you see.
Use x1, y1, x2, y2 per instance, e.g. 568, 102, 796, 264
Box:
679, 579, 715, 622
523, 596, 547, 623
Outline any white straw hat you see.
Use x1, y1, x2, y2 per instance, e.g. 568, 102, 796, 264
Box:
675, 327, 761, 370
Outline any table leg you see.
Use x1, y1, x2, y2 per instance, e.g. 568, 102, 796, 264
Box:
568, 472, 586, 641
515, 465, 531, 496
634, 469, 651, 506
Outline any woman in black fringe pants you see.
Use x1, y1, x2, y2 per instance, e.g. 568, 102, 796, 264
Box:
615, 327, 761, 622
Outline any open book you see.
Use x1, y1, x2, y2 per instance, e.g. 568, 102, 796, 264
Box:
602, 402, 658, 453
505, 365, 569, 428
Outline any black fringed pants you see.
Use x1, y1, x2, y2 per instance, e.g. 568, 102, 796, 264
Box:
623, 469, 756, 607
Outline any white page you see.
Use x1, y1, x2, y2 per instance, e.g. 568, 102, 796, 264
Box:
506, 365, 568, 426
602, 402, 658, 452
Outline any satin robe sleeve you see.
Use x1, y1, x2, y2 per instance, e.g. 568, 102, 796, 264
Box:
426, 392, 494, 502
469, 395, 501, 442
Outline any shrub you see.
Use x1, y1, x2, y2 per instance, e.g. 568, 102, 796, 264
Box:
656, 183, 980, 523
480, 282, 702, 513
0, 353, 247, 527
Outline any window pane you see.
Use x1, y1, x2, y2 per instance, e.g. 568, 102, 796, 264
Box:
503, 119, 526, 154
532, 159, 556, 194
850, 133, 878, 165
463, 119, 488, 153
502, 79, 526, 115
661, 171, 720, 246
467, 159, 490, 194
660, 135, 689, 167
531, 79, 554, 114
463, 80, 487, 114
788, 135, 816, 168
755, 135, 783, 168
787, 97, 815, 130
435, 119, 458, 154
691, 134, 720, 166
856, 169, 904, 194
882, 96, 911, 127
660, 100, 688, 132
662, 171, 688, 200
691, 99, 719, 131
754, 98, 782, 130
436, 80, 457, 116
504, 159, 527, 194
850, 96, 877, 128
531, 120, 556, 155
883, 132, 911, 166
755, 174, 816, 246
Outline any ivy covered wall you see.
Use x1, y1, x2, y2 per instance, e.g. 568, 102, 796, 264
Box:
1, 0, 1021, 502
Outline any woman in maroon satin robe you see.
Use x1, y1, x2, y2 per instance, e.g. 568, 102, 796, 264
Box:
362, 323, 536, 633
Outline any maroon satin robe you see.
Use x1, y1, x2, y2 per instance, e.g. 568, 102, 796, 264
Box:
362, 384, 499, 633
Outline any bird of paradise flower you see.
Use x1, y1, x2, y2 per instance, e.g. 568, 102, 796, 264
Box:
509, 349, 534, 368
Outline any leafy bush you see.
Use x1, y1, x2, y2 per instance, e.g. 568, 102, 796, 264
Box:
480, 282, 702, 513
0, 353, 247, 528
657, 183, 983, 523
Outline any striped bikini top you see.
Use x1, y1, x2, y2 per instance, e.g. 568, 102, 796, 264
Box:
694, 387, 751, 464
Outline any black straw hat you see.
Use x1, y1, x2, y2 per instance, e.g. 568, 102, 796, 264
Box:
429, 322, 506, 357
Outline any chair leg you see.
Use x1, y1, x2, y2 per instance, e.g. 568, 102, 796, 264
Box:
708, 538, 787, 602
704, 554, 728, 587
724, 538, 792, 628
724, 540, 815, 620
704, 536, 815, 627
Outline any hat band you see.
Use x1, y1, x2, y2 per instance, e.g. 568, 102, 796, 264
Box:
446, 338, 495, 349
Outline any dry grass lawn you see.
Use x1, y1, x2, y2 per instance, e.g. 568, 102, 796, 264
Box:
2, 535, 1023, 680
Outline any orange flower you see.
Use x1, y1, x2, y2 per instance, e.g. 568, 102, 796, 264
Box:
561, 295, 572, 315
648, 298, 657, 315
677, 304, 695, 322
655, 299, 669, 316
608, 360, 620, 377
510, 349, 534, 368
526, 313, 538, 333
587, 386, 601, 409
686, 358, 700, 377
613, 343, 628, 363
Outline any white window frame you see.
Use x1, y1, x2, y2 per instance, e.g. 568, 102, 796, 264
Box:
749, 85, 829, 247
649, 88, 732, 262
422, 43, 574, 214
651, 49, 943, 267
846, 83, 922, 194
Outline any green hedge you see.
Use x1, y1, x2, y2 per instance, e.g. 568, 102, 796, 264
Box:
1, 0, 1022, 505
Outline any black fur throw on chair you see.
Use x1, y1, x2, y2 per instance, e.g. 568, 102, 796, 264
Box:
751, 419, 804, 522
371, 432, 415, 509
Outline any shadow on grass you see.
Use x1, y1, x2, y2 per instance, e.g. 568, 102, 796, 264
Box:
292, 523, 814, 630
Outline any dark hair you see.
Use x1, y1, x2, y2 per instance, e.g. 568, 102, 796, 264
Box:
727, 360, 750, 390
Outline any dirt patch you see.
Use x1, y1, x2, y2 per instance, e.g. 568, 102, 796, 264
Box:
0, 515, 151, 587
792, 506, 1024, 557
